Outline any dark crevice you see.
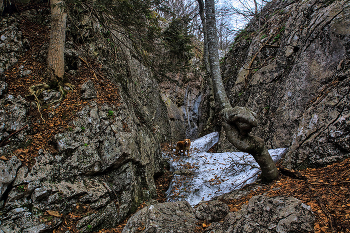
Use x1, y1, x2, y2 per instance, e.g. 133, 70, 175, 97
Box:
0, 181, 13, 208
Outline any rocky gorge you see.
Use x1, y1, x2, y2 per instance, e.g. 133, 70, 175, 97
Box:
0, 0, 349, 232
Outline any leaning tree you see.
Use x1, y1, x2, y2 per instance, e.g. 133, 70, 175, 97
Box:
198, 0, 278, 182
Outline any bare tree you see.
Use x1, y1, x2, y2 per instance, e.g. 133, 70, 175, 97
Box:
202, 0, 278, 182
47, 0, 67, 80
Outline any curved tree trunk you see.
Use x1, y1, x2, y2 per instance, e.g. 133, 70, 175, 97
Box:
202, 0, 278, 182
47, 0, 67, 79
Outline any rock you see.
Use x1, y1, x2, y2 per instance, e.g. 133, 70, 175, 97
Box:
0, 95, 28, 155
160, 73, 203, 141
0, 81, 7, 97
122, 201, 197, 233
76, 202, 120, 233
42, 89, 61, 104
0, 7, 171, 233
2, 98, 168, 231
21, 70, 31, 77
0, 16, 29, 74
205, 195, 315, 233
195, 200, 229, 222
0, 156, 21, 200
309, 154, 350, 167
0, 207, 57, 233
81, 80, 97, 99
65, 41, 80, 71
161, 94, 186, 141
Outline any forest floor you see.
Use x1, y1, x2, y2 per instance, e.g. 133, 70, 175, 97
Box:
2, 5, 350, 233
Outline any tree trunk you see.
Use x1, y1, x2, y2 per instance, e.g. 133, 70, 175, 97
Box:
203, 0, 278, 182
204, 0, 231, 110
198, 0, 215, 132
197, 0, 210, 75
47, 0, 67, 79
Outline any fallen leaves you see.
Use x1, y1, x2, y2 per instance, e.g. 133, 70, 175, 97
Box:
47, 210, 62, 217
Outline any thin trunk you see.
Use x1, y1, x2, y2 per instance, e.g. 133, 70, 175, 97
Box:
204, 0, 231, 110
197, 0, 215, 132
197, 0, 210, 74
253, 0, 258, 16
47, 0, 67, 79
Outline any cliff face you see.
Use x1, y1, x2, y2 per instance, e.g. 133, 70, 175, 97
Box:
219, 0, 349, 169
0, 7, 172, 232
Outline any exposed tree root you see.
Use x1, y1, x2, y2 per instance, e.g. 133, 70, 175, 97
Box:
28, 83, 50, 123
28, 82, 74, 123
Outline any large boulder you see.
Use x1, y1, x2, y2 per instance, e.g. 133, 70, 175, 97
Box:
122, 195, 315, 233
195, 200, 230, 222
122, 201, 198, 233
205, 195, 315, 233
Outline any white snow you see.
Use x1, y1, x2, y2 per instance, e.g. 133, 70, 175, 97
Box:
163, 132, 286, 206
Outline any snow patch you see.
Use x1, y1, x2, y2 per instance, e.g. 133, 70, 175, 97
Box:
163, 132, 286, 206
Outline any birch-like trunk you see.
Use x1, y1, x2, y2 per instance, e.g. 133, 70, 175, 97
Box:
197, 0, 210, 74
47, 0, 67, 79
204, 0, 231, 111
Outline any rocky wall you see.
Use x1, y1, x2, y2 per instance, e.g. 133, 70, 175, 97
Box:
0, 10, 172, 233
217, 0, 350, 169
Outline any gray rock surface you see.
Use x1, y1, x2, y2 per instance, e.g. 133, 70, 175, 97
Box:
81, 79, 97, 99
0, 81, 7, 97
0, 10, 171, 232
42, 89, 61, 104
0, 16, 29, 74
122, 201, 197, 233
0, 156, 21, 200
195, 200, 229, 222
214, 0, 350, 169
1, 96, 166, 232
205, 195, 315, 233
0, 94, 29, 154
160, 74, 203, 141
122, 194, 315, 233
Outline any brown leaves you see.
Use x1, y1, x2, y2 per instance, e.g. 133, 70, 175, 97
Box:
47, 210, 62, 217
0, 156, 8, 161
